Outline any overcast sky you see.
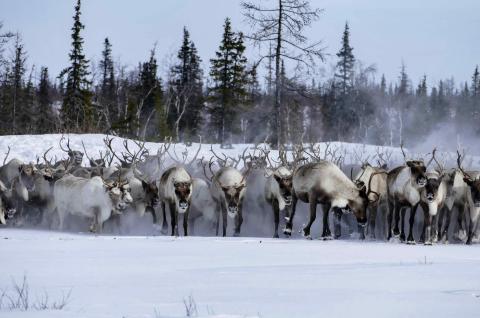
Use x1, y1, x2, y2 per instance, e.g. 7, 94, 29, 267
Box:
1, 0, 479, 87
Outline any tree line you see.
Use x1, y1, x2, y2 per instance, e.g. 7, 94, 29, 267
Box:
0, 0, 479, 148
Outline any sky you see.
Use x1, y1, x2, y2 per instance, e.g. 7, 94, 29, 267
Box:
1, 0, 479, 87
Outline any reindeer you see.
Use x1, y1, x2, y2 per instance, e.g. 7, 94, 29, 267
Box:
285, 161, 369, 240
353, 162, 388, 240
158, 166, 193, 236
436, 152, 471, 243
262, 146, 304, 238
54, 175, 133, 233
0, 180, 16, 225
456, 151, 480, 245
56, 136, 84, 172
386, 145, 428, 243
419, 170, 446, 245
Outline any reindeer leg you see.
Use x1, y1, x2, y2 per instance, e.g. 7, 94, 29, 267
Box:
442, 207, 451, 243
369, 205, 378, 240
407, 204, 418, 244
394, 204, 402, 238
302, 194, 317, 239
399, 207, 407, 242
456, 204, 466, 241
387, 199, 394, 241
272, 199, 280, 238
234, 205, 243, 237
333, 207, 343, 239
437, 206, 445, 242
321, 203, 332, 239
283, 194, 297, 236
222, 205, 227, 237
466, 209, 478, 245
169, 202, 178, 236
215, 202, 220, 236
183, 209, 189, 237
161, 202, 168, 235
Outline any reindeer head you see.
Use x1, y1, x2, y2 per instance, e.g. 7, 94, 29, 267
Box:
104, 180, 133, 213
464, 177, 480, 207
406, 160, 427, 187
173, 180, 192, 212
456, 151, 480, 207
273, 167, 293, 206
18, 164, 36, 191
424, 175, 444, 203
220, 183, 246, 217
349, 182, 368, 226
142, 180, 159, 208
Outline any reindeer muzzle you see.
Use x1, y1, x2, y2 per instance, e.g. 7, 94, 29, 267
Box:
178, 202, 189, 213
227, 206, 238, 217
417, 177, 427, 187
284, 196, 292, 206
426, 193, 435, 203
358, 219, 368, 227
7, 209, 16, 219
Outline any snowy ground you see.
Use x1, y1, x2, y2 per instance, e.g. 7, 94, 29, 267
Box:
1, 229, 480, 318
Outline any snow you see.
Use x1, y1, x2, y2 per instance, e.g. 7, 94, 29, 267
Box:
1, 229, 480, 317
0, 133, 478, 170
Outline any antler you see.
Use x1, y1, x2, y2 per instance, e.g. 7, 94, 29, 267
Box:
425, 148, 437, 168
399, 142, 408, 163
3, 145, 11, 165
456, 150, 472, 180
103, 136, 126, 166
202, 156, 215, 183
59, 135, 73, 154
43, 147, 54, 167
81, 141, 96, 164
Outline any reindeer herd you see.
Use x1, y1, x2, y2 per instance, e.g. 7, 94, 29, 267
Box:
0, 136, 479, 245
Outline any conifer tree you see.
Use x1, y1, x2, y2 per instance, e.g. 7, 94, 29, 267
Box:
60, 0, 93, 132
335, 23, 355, 96
168, 27, 204, 141
209, 18, 248, 144
98, 37, 116, 125
37, 67, 54, 133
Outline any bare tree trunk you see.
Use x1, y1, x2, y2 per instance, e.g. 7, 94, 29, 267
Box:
274, 0, 283, 148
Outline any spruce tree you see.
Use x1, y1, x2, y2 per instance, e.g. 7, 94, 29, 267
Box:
37, 67, 54, 133
9, 34, 26, 134
335, 23, 355, 96
60, 0, 92, 132
98, 37, 116, 124
209, 18, 248, 144
168, 27, 204, 141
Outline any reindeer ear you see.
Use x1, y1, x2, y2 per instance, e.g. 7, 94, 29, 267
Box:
274, 174, 282, 183
464, 177, 474, 186
141, 179, 149, 190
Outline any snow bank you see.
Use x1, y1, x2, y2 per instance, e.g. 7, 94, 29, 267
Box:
0, 133, 478, 169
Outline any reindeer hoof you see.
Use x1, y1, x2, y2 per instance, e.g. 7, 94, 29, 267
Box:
273, 234, 279, 239
233, 232, 240, 237
321, 235, 333, 241
424, 241, 433, 246
283, 227, 292, 236
305, 235, 312, 240
406, 239, 416, 245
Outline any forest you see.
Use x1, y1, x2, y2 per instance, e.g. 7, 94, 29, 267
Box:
0, 0, 479, 149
